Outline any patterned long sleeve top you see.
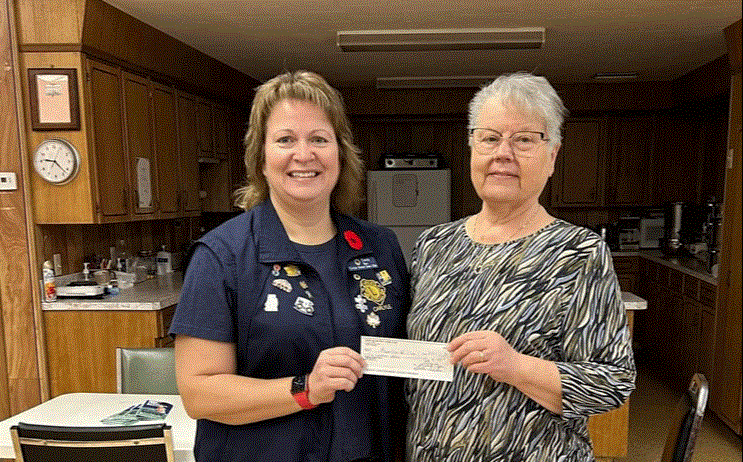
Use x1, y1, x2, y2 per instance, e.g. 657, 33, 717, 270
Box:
405, 218, 636, 462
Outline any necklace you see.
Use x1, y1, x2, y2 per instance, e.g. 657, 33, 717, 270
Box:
473, 205, 541, 243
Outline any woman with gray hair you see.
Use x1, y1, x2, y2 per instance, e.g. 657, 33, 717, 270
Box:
170, 70, 409, 462
405, 72, 635, 461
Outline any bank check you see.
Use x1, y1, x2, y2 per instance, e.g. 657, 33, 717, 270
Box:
360, 336, 453, 382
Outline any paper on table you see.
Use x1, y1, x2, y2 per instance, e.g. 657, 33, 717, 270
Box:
361, 336, 453, 382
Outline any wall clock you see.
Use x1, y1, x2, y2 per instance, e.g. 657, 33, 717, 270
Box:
32, 138, 80, 185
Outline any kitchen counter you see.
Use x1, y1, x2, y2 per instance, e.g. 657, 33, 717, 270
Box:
42, 272, 182, 311
42, 272, 645, 311
613, 250, 716, 285
621, 291, 646, 310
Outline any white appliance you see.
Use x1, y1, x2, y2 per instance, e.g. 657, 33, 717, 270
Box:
366, 169, 451, 266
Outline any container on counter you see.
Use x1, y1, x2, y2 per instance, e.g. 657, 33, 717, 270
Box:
42, 260, 57, 302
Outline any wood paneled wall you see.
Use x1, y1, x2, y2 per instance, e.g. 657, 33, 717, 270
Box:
1, 0, 45, 419
36, 218, 197, 276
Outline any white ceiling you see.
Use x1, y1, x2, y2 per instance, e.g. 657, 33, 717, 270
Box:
103, 0, 741, 88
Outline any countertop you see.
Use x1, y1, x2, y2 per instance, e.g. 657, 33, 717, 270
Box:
42, 272, 182, 311
612, 250, 717, 285
42, 272, 647, 312
621, 291, 647, 310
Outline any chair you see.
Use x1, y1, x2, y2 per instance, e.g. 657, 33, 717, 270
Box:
10, 422, 174, 462
116, 347, 178, 394
661, 373, 709, 462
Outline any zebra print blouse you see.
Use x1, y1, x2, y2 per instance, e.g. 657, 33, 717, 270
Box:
405, 218, 636, 462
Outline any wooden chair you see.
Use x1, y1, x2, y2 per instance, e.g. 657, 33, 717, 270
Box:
10, 422, 174, 462
116, 347, 178, 394
661, 373, 709, 462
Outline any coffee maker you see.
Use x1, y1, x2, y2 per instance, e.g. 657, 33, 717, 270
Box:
663, 202, 685, 255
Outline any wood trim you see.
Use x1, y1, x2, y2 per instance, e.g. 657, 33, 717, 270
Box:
20, 43, 82, 52
724, 20, 742, 74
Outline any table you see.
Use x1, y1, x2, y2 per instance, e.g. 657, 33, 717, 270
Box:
0, 393, 195, 462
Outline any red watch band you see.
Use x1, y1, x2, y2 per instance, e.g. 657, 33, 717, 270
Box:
292, 390, 316, 410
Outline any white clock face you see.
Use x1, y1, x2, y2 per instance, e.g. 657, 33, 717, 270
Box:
33, 139, 80, 185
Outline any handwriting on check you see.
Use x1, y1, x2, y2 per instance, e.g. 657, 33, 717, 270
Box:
361, 336, 453, 382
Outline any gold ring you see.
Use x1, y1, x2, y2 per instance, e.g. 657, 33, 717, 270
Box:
479, 351, 485, 360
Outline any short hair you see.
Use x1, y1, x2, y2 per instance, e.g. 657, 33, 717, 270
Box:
234, 70, 364, 214
468, 72, 568, 145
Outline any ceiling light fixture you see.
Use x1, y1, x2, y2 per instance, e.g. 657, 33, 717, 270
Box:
376, 75, 498, 89
592, 72, 638, 81
337, 27, 545, 52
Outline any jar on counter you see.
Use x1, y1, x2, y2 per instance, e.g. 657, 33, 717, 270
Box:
135, 250, 157, 281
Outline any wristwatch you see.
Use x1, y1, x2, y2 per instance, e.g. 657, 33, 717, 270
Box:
291, 374, 316, 410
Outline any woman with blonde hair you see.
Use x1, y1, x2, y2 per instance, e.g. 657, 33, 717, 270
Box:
171, 70, 409, 462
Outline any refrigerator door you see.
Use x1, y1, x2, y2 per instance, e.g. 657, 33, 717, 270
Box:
366, 169, 451, 267
366, 169, 450, 226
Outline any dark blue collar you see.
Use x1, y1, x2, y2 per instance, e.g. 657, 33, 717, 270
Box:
254, 200, 371, 264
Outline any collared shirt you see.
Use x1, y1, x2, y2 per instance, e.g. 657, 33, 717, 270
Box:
170, 200, 410, 462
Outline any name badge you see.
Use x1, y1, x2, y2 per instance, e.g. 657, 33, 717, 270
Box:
348, 257, 378, 271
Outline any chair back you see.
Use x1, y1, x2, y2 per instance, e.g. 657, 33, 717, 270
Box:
661, 373, 709, 462
116, 347, 178, 394
10, 422, 174, 462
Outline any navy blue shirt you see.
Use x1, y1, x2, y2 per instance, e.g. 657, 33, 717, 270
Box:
170, 200, 410, 462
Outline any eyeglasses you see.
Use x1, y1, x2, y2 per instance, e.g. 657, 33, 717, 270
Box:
469, 128, 549, 157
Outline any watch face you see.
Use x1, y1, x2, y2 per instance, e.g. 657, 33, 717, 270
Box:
33, 138, 80, 185
291, 375, 307, 394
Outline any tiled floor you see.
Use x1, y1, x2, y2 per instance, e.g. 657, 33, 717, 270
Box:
615, 364, 741, 462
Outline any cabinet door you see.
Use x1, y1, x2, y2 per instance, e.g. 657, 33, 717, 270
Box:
699, 306, 715, 382
122, 71, 156, 217
176, 93, 202, 214
653, 113, 701, 204
87, 59, 129, 219
196, 99, 214, 155
681, 297, 701, 383
213, 104, 230, 159
551, 118, 604, 206
152, 82, 179, 217
607, 116, 655, 206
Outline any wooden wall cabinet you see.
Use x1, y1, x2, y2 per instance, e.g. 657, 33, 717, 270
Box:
551, 118, 606, 207
175, 92, 203, 215
86, 58, 130, 221
606, 115, 656, 206
196, 98, 214, 157
151, 81, 180, 218
121, 71, 157, 218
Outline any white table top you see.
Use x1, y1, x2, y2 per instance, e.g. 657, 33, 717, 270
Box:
0, 393, 195, 461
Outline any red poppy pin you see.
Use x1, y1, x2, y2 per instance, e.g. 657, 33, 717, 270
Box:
344, 230, 363, 250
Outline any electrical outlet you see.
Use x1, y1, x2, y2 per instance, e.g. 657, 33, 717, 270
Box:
0, 172, 17, 190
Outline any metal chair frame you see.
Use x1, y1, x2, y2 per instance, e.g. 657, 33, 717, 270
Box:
661, 373, 709, 462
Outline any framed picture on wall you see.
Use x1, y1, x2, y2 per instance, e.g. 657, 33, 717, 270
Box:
28, 68, 80, 130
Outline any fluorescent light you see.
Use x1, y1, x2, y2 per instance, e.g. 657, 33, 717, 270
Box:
592, 72, 638, 81
337, 27, 545, 52
376, 75, 498, 89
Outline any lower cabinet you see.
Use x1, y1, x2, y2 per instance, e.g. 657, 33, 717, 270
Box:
43, 305, 175, 398
637, 259, 717, 390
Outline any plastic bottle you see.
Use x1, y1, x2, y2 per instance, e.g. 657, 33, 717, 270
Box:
116, 239, 130, 273
42, 260, 57, 302
156, 245, 172, 275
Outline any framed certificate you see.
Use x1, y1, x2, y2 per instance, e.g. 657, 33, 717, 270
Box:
28, 68, 80, 130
